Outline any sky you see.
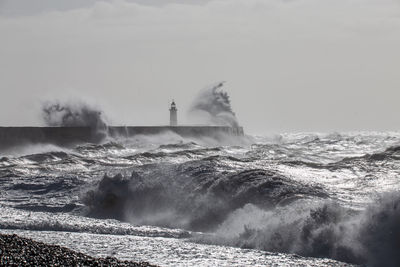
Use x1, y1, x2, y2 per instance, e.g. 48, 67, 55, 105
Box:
0, 0, 399, 134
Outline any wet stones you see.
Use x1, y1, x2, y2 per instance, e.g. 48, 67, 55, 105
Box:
0, 233, 158, 267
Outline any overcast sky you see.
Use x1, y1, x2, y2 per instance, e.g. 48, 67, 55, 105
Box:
0, 0, 399, 134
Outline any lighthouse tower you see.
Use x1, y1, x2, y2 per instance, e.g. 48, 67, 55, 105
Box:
169, 100, 178, 126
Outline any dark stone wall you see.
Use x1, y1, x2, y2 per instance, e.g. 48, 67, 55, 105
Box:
0, 126, 244, 150
108, 126, 243, 138
0, 127, 104, 150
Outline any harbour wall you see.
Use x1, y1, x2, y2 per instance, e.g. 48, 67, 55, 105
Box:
0, 126, 244, 150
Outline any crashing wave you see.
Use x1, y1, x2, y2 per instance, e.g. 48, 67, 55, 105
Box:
83, 159, 328, 232
194, 192, 400, 266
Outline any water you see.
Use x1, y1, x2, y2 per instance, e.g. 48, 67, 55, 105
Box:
1, 131, 399, 266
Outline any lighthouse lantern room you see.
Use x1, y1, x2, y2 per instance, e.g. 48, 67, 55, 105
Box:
169, 100, 178, 126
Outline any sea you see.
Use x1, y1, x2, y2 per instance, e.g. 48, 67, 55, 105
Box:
1, 131, 399, 267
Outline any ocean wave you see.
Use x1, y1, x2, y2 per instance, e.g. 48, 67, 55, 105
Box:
9, 177, 84, 194
158, 141, 199, 150
1, 174, 86, 213
12, 203, 77, 213
22, 151, 71, 162
344, 145, 400, 162
0, 207, 189, 239
194, 192, 400, 266
83, 159, 327, 232
281, 144, 400, 171
1, 143, 74, 158
76, 142, 125, 152
123, 147, 222, 162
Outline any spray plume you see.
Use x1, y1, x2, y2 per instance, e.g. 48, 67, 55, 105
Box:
189, 82, 239, 127
42, 100, 107, 129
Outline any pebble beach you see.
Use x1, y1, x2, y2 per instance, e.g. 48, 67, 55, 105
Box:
0, 234, 158, 266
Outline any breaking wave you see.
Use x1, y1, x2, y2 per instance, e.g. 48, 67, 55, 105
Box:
195, 192, 400, 267
83, 160, 327, 232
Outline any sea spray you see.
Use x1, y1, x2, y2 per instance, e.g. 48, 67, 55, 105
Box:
197, 193, 400, 266
189, 82, 239, 127
42, 100, 107, 129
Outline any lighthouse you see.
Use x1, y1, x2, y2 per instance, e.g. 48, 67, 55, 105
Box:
169, 100, 178, 126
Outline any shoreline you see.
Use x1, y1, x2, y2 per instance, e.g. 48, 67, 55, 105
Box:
0, 233, 158, 266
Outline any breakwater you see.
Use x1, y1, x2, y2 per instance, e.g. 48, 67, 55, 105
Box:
0, 126, 244, 150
